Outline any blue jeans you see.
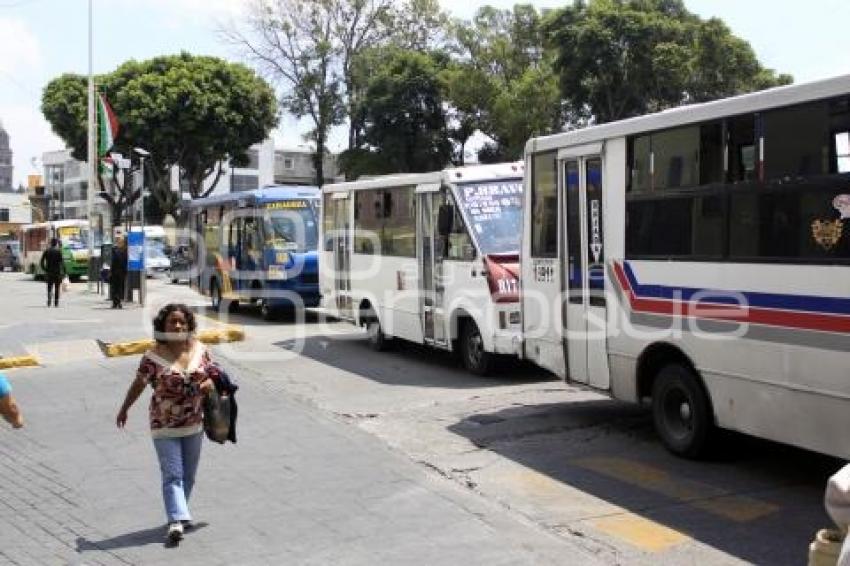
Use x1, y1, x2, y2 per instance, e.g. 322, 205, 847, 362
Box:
153, 432, 203, 523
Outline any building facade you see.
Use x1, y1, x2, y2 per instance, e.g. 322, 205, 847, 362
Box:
0, 121, 13, 190
0, 191, 32, 235
42, 139, 343, 222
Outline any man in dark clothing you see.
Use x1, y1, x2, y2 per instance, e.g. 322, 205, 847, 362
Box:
110, 237, 128, 309
39, 238, 66, 307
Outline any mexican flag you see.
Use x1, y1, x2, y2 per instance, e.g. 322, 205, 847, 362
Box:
97, 93, 119, 157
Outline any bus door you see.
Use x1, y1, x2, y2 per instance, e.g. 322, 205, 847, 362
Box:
417, 185, 447, 345
328, 193, 353, 318
562, 154, 610, 389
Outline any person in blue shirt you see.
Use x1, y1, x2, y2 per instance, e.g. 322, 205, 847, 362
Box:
0, 372, 23, 428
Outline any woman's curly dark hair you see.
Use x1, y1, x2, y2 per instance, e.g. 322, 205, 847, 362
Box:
153, 303, 196, 343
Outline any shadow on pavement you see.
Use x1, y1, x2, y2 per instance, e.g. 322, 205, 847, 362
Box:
75, 522, 209, 552
273, 331, 556, 389
447, 400, 840, 566
192, 305, 327, 328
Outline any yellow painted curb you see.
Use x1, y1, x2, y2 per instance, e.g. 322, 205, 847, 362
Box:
100, 326, 245, 357
0, 355, 40, 370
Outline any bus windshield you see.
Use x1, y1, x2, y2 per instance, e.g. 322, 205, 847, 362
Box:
455, 178, 523, 255
262, 201, 319, 252
57, 226, 89, 250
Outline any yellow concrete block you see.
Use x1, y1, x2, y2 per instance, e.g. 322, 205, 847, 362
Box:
591, 514, 689, 552
103, 340, 155, 357
0, 355, 40, 369
99, 326, 245, 357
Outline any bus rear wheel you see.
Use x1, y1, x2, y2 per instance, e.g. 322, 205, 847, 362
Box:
652, 363, 713, 459
459, 320, 492, 376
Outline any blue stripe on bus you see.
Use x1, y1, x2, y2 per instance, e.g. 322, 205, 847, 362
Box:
622, 262, 850, 316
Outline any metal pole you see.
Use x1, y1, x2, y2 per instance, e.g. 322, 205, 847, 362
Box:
86, 0, 95, 292
140, 156, 146, 306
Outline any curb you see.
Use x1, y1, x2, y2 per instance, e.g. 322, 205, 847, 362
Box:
0, 355, 40, 370
99, 326, 246, 358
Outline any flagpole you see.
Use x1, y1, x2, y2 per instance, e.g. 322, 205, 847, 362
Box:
86, 0, 96, 292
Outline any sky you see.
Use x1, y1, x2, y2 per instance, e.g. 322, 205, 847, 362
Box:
1, 0, 850, 187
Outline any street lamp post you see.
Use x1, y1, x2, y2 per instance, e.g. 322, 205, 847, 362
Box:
133, 147, 150, 306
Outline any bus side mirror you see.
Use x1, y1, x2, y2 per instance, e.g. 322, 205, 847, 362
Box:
437, 204, 454, 236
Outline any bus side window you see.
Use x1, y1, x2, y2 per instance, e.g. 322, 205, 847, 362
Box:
445, 194, 474, 261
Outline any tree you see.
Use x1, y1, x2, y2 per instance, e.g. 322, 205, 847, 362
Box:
226, 0, 348, 186
545, 0, 792, 123
447, 4, 568, 161
42, 54, 278, 225
341, 49, 452, 176
41, 73, 143, 226
439, 63, 494, 165
226, 0, 450, 183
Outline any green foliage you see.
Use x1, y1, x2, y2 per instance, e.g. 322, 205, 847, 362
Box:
545, 0, 793, 123
342, 49, 452, 176
448, 4, 566, 161
40, 74, 90, 162
41, 53, 278, 220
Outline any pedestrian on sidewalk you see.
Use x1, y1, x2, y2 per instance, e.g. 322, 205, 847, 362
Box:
110, 237, 128, 309
115, 303, 221, 543
0, 371, 24, 428
39, 238, 66, 307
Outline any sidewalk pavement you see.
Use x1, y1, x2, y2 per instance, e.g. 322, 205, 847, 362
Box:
0, 353, 600, 565
0, 275, 238, 366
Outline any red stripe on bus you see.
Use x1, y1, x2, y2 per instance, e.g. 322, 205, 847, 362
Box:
613, 262, 850, 334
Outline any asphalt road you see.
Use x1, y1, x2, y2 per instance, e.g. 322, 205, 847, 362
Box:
0, 272, 841, 565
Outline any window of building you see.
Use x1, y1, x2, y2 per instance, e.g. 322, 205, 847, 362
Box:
531, 151, 557, 257
284, 158, 294, 170
0, 208, 8, 222
232, 174, 259, 192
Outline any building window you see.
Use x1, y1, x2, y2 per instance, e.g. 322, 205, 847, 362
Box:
231, 174, 259, 192
0, 208, 8, 222
284, 158, 294, 170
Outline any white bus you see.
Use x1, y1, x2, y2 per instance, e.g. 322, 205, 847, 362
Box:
521, 75, 850, 459
320, 162, 525, 374
20, 219, 94, 280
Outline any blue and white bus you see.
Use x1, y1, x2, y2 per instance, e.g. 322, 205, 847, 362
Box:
521, 74, 850, 459
188, 185, 321, 319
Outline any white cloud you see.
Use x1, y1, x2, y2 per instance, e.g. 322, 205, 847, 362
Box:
1, 103, 64, 188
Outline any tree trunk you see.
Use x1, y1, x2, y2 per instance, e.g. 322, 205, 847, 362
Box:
314, 134, 326, 187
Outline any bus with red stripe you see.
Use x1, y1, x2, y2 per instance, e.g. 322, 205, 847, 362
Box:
520, 74, 850, 458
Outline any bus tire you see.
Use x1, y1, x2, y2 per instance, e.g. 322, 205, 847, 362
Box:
459, 319, 492, 376
259, 299, 277, 321
652, 363, 713, 459
366, 313, 390, 352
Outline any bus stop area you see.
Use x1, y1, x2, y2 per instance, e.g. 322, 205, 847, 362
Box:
0, 271, 838, 565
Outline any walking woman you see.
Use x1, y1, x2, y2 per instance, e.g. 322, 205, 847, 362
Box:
116, 303, 220, 542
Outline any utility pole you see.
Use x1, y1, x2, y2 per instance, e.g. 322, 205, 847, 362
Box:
86, 0, 96, 292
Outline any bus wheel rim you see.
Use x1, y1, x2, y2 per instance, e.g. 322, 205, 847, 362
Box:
663, 387, 693, 441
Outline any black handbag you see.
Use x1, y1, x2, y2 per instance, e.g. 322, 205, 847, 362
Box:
203, 387, 231, 444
